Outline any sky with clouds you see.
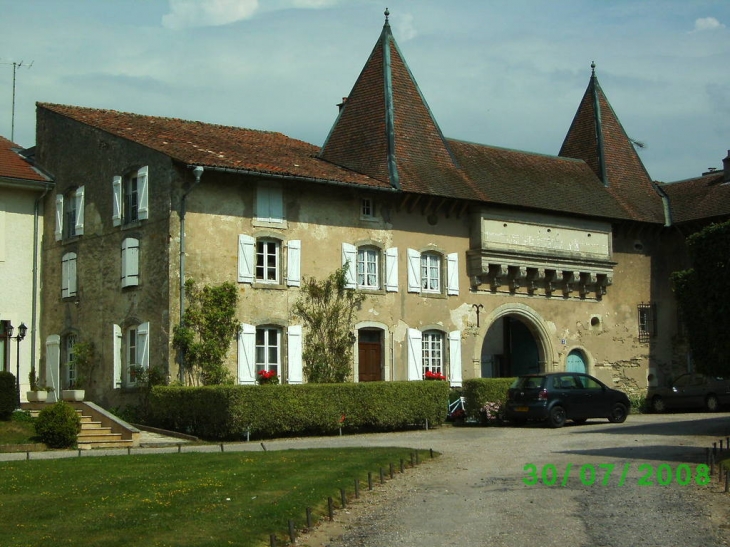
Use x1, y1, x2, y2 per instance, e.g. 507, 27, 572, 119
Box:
1, 0, 728, 183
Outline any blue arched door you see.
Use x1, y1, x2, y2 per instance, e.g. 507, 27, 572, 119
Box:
566, 350, 587, 373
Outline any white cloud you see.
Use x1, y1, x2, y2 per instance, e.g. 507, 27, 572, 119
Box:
692, 17, 725, 32
162, 0, 259, 30
291, 0, 341, 7
394, 13, 417, 42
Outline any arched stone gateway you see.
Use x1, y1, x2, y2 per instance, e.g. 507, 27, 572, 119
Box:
474, 303, 556, 378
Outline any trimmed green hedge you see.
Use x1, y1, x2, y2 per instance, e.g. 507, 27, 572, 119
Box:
462, 378, 515, 419
149, 380, 450, 440
0, 371, 17, 420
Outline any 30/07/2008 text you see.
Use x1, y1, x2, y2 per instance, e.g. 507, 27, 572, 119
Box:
523, 463, 711, 487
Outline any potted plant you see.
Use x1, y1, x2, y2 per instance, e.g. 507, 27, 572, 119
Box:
256, 369, 279, 385
61, 340, 95, 402
26, 371, 54, 403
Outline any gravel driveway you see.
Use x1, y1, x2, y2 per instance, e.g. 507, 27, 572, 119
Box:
291, 412, 730, 547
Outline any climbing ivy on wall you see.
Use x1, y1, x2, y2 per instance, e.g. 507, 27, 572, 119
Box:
291, 265, 365, 383
173, 280, 239, 385
671, 220, 730, 377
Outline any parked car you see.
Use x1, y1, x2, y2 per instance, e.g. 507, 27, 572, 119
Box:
647, 373, 730, 413
504, 372, 630, 428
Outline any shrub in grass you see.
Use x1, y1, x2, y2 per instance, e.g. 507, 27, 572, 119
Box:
35, 401, 81, 448
0, 371, 17, 420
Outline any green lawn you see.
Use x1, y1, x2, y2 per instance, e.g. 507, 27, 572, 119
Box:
0, 447, 434, 547
0, 413, 40, 447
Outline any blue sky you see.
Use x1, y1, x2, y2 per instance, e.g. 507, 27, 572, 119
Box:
1, 0, 728, 182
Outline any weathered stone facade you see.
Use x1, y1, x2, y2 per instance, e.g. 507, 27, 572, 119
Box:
32, 18, 729, 408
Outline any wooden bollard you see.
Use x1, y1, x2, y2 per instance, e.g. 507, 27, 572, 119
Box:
430, 448, 434, 459
400, 459, 405, 473
269, 534, 277, 547
389, 463, 394, 479
354, 478, 360, 499
288, 520, 296, 544
368, 472, 373, 490
328, 497, 334, 521
725, 471, 729, 493
306, 507, 313, 528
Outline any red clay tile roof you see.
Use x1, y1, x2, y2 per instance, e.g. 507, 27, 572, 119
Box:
319, 20, 472, 199
660, 172, 730, 224
559, 69, 664, 223
0, 136, 49, 183
448, 140, 631, 219
38, 103, 389, 190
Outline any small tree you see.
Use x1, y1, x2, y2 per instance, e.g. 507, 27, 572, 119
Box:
671, 220, 730, 377
292, 265, 365, 383
70, 340, 96, 389
173, 280, 239, 385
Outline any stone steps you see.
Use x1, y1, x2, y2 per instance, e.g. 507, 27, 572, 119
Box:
77, 412, 133, 450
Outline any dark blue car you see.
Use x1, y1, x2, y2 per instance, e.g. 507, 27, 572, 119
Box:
504, 372, 630, 428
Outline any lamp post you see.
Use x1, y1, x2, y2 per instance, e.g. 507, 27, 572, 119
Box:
7, 322, 28, 407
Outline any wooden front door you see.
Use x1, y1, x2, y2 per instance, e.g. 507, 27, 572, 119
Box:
358, 330, 382, 382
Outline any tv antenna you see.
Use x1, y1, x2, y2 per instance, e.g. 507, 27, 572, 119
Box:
1, 60, 34, 142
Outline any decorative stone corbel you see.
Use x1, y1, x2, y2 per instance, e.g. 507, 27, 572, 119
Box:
562, 271, 578, 295
579, 272, 597, 296
509, 266, 527, 291
544, 269, 557, 294
526, 268, 540, 293
489, 264, 507, 290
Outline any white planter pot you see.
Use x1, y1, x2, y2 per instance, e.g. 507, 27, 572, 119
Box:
61, 389, 85, 402
26, 391, 48, 403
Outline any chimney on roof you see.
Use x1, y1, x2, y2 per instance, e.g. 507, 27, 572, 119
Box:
724, 150, 730, 183
337, 97, 348, 112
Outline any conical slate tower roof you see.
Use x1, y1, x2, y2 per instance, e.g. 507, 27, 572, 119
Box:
559, 64, 663, 222
319, 10, 478, 199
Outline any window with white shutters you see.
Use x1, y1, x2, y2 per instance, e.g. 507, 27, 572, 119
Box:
113, 167, 149, 227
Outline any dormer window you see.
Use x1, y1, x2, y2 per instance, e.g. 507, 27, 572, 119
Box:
361, 198, 376, 220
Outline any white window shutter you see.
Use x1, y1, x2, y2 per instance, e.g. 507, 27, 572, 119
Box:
137, 166, 149, 220
45, 335, 61, 395
138, 322, 150, 370
287, 240, 301, 287
385, 247, 398, 292
238, 234, 255, 283
69, 253, 77, 297
112, 176, 122, 226
55, 194, 64, 241
447, 253, 459, 295
342, 243, 357, 289
62, 252, 77, 298
113, 324, 122, 389
287, 325, 303, 384
75, 186, 85, 236
407, 248, 421, 293
238, 323, 256, 385
406, 328, 422, 381
449, 330, 463, 387
121, 238, 140, 288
